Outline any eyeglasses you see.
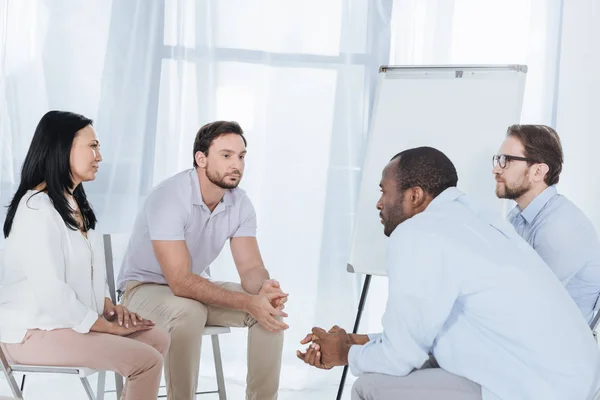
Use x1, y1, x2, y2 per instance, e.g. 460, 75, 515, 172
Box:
492, 154, 539, 169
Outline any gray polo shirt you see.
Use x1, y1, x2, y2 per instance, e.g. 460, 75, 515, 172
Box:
117, 169, 257, 290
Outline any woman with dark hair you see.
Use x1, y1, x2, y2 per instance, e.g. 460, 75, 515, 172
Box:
0, 111, 170, 399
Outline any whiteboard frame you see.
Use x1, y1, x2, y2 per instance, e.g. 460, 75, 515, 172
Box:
379, 64, 528, 73
347, 64, 528, 275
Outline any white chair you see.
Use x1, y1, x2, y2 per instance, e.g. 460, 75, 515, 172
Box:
0, 247, 106, 400
590, 295, 600, 347
101, 234, 229, 400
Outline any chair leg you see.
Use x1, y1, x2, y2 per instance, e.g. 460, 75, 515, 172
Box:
80, 377, 97, 400
211, 335, 227, 400
20, 374, 26, 392
3, 369, 23, 398
115, 372, 124, 399
96, 371, 106, 400
0, 348, 23, 399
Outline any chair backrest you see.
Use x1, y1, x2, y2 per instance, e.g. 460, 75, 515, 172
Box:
103, 233, 131, 304
591, 310, 600, 332
103, 234, 118, 305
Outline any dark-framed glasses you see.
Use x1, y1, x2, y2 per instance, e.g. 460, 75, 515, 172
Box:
492, 154, 539, 169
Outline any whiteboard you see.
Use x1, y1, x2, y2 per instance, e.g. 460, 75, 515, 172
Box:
348, 65, 527, 276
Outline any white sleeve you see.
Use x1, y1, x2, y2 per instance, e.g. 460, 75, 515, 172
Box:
12, 203, 99, 333
348, 229, 459, 377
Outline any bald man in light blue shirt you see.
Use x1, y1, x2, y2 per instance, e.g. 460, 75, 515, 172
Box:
494, 124, 600, 323
298, 147, 600, 400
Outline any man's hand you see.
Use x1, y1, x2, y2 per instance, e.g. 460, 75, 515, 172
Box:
259, 279, 288, 309
103, 304, 147, 328
297, 325, 351, 369
245, 292, 289, 332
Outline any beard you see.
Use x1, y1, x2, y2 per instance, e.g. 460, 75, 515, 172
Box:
382, 207, 409, 237
495, 174, 530, 200
206, 166, 242, 189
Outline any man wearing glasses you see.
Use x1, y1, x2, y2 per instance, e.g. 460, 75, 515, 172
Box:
493, 124, 600, 323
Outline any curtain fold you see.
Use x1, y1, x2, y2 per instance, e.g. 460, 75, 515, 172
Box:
2, 0, 599, 396
0, 0, 392, 392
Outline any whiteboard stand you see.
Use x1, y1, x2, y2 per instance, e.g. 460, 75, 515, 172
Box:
336, 64, 527, 399
336, 267, 371, 400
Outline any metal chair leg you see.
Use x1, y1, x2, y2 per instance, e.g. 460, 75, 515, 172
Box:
3, 369, 23, 398
211, 335, 227, 400
80, 377, 97, 400
0, 348, 23, 398
115, 372, 124, 399
96, 370, 106, 400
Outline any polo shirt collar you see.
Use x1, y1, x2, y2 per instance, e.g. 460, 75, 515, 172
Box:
190, 169, 235, 208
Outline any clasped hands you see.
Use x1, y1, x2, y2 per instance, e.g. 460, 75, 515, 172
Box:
296, 325, 353, 369
247, 279, 290, 332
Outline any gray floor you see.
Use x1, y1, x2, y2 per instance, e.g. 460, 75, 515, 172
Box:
0, 373, 353, 399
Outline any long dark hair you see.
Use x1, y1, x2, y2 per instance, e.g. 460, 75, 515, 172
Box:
3, 111, 97, 238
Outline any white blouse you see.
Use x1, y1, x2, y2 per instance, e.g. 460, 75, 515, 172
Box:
0, 191, 107, 343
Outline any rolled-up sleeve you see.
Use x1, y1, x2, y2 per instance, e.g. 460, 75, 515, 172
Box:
349, 229, 459, 377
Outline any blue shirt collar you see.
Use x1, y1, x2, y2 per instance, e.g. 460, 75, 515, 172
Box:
518, 185, 558, 224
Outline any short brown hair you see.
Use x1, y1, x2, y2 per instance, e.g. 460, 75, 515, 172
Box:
193, 121, 246, 167
506, 124, 563, 185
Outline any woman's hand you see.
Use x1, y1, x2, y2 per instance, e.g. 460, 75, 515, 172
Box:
91, 316, 155, 336
103, 304, 145, 328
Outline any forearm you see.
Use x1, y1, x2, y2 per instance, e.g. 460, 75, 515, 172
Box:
90, 316, 111, 333
173, 273, 251, 310
103, 297, 114, 313
349, 334, 370, 345
240, 266, 270, 295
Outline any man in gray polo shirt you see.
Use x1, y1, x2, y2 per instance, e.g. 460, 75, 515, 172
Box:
117, 121, 288, 400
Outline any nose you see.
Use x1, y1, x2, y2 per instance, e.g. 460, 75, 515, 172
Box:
97, 149, 103, 162
233, 156, 244, 171
376, 197, 383, 210
492, 164, 501, 175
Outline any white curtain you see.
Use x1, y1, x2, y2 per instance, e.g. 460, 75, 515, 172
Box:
554, 0, 600, 235
387, 0, 599, 229
2, 0, 599, 397
0, 0, 392, 394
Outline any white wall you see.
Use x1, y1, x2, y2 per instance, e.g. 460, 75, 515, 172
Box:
555, 0, 600, 232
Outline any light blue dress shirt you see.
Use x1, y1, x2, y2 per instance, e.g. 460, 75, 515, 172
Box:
348, 187, 600, 400
508, 185, 600, 322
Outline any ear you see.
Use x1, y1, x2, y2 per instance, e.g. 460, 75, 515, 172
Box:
408, 187, 427, 207
532, 163, 549, 183
195, 151, 207, 168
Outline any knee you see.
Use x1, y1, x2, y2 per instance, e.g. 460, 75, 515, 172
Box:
151, 326, 171, 356
169, 300, 208, 339
125, 345, 164, 378
351, 375, 373, 400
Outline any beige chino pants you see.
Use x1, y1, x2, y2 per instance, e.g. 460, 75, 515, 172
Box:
122, 281, 284, 400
